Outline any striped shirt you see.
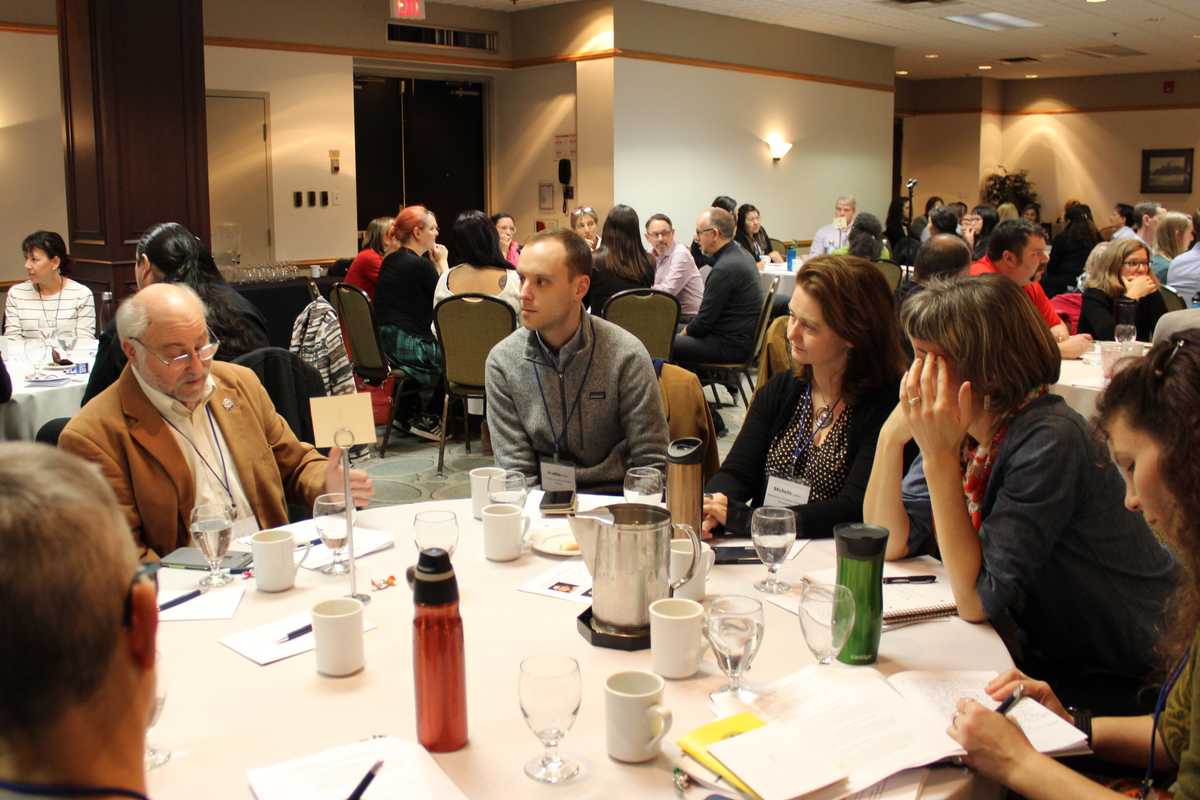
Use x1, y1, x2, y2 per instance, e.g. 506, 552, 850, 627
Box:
3, 278, 96, 341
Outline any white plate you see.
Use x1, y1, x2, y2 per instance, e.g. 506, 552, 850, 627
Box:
42, 363, 76, 371
531, 530, 581, 558
24, 375, 69, 386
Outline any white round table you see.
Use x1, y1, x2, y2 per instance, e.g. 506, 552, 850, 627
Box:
149, 498, 1008, 799
0, 350, 93, 441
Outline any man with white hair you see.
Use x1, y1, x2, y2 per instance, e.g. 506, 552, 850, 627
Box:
60, 283, 372, 558
809, 195, 857, 255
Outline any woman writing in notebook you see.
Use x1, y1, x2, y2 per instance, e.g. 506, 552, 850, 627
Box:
863, 276, 1176, 715
948, 331, 1200, 799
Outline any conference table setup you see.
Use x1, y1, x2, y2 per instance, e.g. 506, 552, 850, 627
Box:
148, 492, 1018, 800
0, 339, 94, 440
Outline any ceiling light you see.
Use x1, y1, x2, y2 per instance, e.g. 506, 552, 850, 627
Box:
924, 53, 940, 59
1085, 0, 1106, 4
946, 12, 1043, 32
1025, 74, 1039, 78
896, 70, 909, 75
978, 65, 993, 70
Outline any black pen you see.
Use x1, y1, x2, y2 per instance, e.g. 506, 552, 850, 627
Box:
275, 623, 313, 644
346, 759, 383, 800
298, 537, 321, 549
883, 575, 937, 584
158, 589, 202, 612
995, 683, 1026, 715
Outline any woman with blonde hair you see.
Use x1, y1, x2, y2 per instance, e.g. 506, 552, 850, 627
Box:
997, 202, 1019, 222
1079, 238, 1167, 341
863, 275, 1175, 712
1153, 210, 1194, 283
570, 206, 600, 251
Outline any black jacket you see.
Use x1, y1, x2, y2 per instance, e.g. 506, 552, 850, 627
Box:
1078, 288, 1167, 342
685, 241, 763, 356
0, 354, 10, 403
1042, 233, 1098, 298
706, 372, 904, 537
233, 347, 326, 445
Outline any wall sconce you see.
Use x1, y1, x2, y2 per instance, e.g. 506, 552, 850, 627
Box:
766, 137, 793, 162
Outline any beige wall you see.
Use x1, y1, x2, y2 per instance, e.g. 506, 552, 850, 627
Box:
511, 0, 613, 62
0, 31, 68, 284
576, 58, 616, 222
901, 113, 985, 207
1005, 71, 1200, 113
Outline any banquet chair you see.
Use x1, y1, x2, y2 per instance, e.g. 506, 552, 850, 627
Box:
873, 260, 903, 293
433, 294, 517, 475
1160, 285, 1187, 313
602, 288, 680, 361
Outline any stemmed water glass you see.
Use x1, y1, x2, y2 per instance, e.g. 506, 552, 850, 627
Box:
413, 509, 459, 556
798, 582, 856, 665
519, 655, 582, 784
707, 595, 765, 701
54, 324, 77, 364
188, 502, 234, 587
314, 493, 351, 575
623, 466, 663, 505
23, 334, 47, 378
751, 507, 795, 594
488, 470, 528, 507
144, 649, 170, 770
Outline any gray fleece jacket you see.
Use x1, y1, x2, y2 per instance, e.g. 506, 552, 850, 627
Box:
485, 311, 669, 493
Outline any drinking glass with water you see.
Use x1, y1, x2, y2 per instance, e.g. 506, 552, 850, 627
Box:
798, 582, 856, 665
751, 506, 795, 594
189, 502, 234, 587
313, 493, 351, 575
623, 466, 663, 505
707, 595, 765, 701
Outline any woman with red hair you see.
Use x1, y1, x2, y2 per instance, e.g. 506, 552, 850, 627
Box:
374, 205, 449, 439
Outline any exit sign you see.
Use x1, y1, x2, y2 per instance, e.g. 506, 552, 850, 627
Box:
391, 0, 425, 19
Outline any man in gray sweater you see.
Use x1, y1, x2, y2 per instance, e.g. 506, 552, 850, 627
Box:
485, 229, 669, 494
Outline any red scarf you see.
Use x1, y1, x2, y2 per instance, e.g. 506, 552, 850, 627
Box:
960, 386, 1048, 531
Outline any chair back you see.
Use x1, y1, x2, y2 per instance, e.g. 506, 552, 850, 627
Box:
873, 259, 903, 292
602, 289, 681, 360
749, 276, 781, 365
329, 282, 390, 384
434, 293, 517, 391
1161, 285, 1187, 313
231, 347, 326, 444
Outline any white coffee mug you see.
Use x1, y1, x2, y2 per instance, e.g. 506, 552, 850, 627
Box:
469, 467, 505, 520
311, 598, 365, 677
670, 540, 715, 602
605, 670, 673, 763
482, 503, 530, 561
251, 529, 311, 592
649, 598, 706, 679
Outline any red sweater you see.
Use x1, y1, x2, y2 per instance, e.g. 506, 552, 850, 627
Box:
345, 249, 383, 300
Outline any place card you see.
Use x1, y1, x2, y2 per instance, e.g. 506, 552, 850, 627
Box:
309, 393, 375, 448
518, 561, 594, 604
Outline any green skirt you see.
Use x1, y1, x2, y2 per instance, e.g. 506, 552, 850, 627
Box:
379, 325, 443, 388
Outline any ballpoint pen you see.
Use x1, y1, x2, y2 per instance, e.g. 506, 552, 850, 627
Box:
346, 760, 383, 800
883, 575, 937, 584
158, 589, 202, 612
275, 623, 313, 644
995, 683, 1026, 715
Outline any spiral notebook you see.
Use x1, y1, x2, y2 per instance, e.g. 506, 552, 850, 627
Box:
792, 556, 958, 625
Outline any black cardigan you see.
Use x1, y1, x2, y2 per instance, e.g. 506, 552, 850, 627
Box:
1077, 288, 1167, 342
706, 372, 902, 537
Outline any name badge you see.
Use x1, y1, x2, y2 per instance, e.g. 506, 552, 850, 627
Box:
232, 515, 261, 539
763, 476, 811, 509
540, 459, 577, 492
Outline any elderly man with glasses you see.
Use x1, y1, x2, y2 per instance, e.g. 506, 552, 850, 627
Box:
60, 283, 372, 559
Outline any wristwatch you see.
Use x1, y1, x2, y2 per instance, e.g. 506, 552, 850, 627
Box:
1069, 706, 1094, 747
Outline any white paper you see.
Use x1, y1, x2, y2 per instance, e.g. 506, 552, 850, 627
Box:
517, 560, 594, 604
712, 537, 810, 560
708, 720, 848, 800
220, 610, 377, 666
158, 585, 246, 621
843, 769, 927, 800
247, 736, 467, 800
237, 520, 395, 570
767, 556, 955, 622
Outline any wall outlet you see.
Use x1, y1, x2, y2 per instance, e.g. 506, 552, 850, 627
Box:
307, 191, 316, 207
320, 191, 329, 207
293, 191, 302, 208
332, 191, 342, 206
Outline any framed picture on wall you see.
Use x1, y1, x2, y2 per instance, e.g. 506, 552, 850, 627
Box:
1141, 149, 1193, 194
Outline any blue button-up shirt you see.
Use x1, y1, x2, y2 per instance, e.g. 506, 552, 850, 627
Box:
1167, 242, 1200, 305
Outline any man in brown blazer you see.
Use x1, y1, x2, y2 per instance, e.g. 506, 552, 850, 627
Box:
60, 283, 372, 558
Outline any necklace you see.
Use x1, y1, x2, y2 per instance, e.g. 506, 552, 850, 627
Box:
36, 275, 64, 331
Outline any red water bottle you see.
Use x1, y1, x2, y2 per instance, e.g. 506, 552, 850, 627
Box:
407, 548, 468, 751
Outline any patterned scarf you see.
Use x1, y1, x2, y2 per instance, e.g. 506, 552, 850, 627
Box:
960, 386, 1048, 531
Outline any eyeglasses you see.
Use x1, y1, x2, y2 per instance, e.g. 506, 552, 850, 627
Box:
123, 561, 160, 627
572, 206, 596, 217
130, 333, 220, 368
696, 227, 716, 236
1122, 259, 1150, 269
646, 229, 673, 239
1154, 338, 1187, 381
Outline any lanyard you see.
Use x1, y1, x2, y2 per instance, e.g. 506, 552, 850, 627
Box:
0, 781, 149, 800
792, 383, 840, 474
161, 405, 234, 505
1142, 651, 1190, 798
532, 316, 596, 461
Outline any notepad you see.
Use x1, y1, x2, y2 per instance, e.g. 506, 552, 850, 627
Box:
247, 736, 467, 800
237, 520, 395, 570
220, 610, 377, 666
767, 556, 958, 625
158, 585, 245, 621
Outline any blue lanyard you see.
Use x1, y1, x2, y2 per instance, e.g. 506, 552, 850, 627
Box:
1142, 650, 1190, 798
792, 384, 840, 475
162, 405, 234, 505
532, 316, 596, 461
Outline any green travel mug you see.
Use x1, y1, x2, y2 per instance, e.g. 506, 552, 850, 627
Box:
834, 523, 889, 665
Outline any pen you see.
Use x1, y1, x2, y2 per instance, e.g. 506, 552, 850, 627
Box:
158, 589, 202, 612
346, 759, 383, 800
299, 537, 321, 549
995, 683, 1026, 715
883, 575, 937, 584
275, 623, 313, 644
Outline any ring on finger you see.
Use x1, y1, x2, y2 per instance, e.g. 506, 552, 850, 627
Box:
909, 395, 922, 406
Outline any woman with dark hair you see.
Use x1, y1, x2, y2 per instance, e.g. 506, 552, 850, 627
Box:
345, 216, 396, 300
970, 204, 1000, 261
864, 275, 1175, 713
1042, 203, 1102, 297
584, 204, 654, 314
948, 331, 1200, 800
80, 222, 270, 404
734, 204, 783, 266
1021, 202, 1041, 225
490, 211, 521, 265
1109, 203, 1137, 241
885, 196, 917, 260
5, 231, 94, 342
433, 210, 520, 319
832, 213, 891, 262
702, 255, 908, 537
914, 196, 944, 242
1079, 238, 1167, 341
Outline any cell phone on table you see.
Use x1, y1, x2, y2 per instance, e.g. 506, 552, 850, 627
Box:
160, 547, 253, 572
540, 490, 577, 515
713, 546, 760, 565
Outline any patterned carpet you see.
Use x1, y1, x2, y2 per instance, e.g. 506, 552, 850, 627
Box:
359, 384, 749, 506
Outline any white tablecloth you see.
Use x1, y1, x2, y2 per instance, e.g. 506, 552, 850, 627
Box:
0, 353, 91, 441
1051, 355, 1107, 420
150, 497, 1007, 799
760, 265, 798, 299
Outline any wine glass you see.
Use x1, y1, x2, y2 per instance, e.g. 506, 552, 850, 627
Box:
751, 507, 796, 594
314, 493, 351, 575
23, 334, 47, 378
707, 595, 765, 700
623, 466, 663, 505
518, 655, 582, 784
54, 324, 77, 364
144, 649, 170, 770
488, 470, 528, 507
188, 502, 234, 587
798, 582, 856, 665
414, 509, 458, 556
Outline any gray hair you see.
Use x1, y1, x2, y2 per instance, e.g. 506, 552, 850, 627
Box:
0, 444, 137, 735
116, 282, 206, 343
837, 194, 857, 209
709, 207, 735, 239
